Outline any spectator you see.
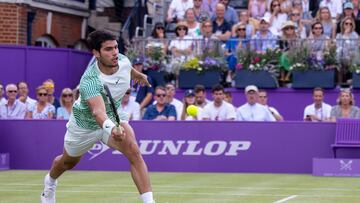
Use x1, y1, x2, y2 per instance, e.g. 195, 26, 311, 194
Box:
43, 79, 61, 111
169, 21, 194, 61
303, 87, 332, 121
212, 3, 232, 41
352, 0, 360, 20
0, 84, 26, 119
224, 90, 236, 111
336, 16, 359, 84
319, 0, 342, 20
201, 0, 218, 18
336, 2, 360, 35
278, 0, 293, 15
258, 89, 284, 121
132, 57, 154, 114
167, 0, 194, 23
248, 0, 267, 20
185, 8, 202, 38
0, 83, 6, 105
251, 16, 279, 53
180, 89, 203, 120
289, 8, 307, 38
120, 89, 141, 121
308, 21, 330, 55
202, 84, 236, 120
292, 0, 313, 34
143, 86, 177, 120
194, 84, 211, 108
239, 10, 255, 38
236, 85, 276, 121
193, 0, 210, 22
147, 22, 168, 55
264, 0, 288, 36
195, 19, 220, 56
56, 88, 74, 120
17, 81, 36, 110
329, 89, 360, 121
26, 85, 55, 119
165, 83, 183, 120
315, 7, 336, 38
218, 0, 238, 26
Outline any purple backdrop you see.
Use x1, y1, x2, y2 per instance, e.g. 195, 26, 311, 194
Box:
1, 120, 360, 173
0, 45, 92, 97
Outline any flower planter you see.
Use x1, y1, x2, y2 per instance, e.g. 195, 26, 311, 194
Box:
145, 70, 166, 87
178, 70, 222, 89
235, 69, 278, 88
352, 73, 360, 88
292, 70, 335, 89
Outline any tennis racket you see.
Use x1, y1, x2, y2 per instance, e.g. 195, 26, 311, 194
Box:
103, 84, 120, 126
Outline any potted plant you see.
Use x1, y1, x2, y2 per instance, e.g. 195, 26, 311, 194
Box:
144, 45, 169, 87
235, 48, 281, 88
289, 43, 337, 89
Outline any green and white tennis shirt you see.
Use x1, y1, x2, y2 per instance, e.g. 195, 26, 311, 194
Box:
72, 54, 132, 130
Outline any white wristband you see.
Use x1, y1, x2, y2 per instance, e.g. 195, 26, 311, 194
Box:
102, 119, 116, 135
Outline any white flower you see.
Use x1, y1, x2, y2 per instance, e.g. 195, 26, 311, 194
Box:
356, 69, 360, 74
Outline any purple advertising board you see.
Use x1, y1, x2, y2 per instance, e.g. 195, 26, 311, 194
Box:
0, 153, 9, 170
313, 158, 360, 177
3, 120, 360, 173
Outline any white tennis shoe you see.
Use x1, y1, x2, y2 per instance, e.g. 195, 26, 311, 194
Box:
40, 175, 57, 203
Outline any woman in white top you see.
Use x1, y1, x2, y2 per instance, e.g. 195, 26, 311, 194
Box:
169, 21, 194, 60
185, 8, 201, 38
56, 88, 74, 120
264, 0, 288, 36
26, 85, 55, 119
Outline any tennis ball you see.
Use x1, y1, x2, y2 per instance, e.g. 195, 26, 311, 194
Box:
186, 105, 198, 116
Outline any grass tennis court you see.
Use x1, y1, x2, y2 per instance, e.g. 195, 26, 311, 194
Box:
0, 170, 359, 203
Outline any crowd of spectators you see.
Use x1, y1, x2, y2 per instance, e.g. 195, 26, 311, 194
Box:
140, 0, 360, 85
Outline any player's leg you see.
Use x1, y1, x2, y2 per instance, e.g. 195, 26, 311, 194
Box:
106, 122, 154, 203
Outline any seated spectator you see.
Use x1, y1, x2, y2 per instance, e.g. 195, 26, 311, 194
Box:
120, 89, 141, 121
224, 90, 236, 111
264, 0, 288, 36
193, 0, 211, 22
308, 21, 330, 54
169, 21, 194, 62
239, 10, 255, 37
0, 83, 6, 105
304, 87, 332, 121
289, 8, 307, 38
236, 85, 276, 121
353, 0, 360, 20
43, 79, 60, 111
164, 83, 183, 120
319, 0, 342, 20
202, 84, 236, 120
167, 0, 194, 23
195, 19, 221, 56
185, 8, 202, 38
315, 7, 336, 38
132, 58, 154, 114
218, 0, 238, 26
329, 89, 360, 121
251, 16, 278, 53
194, 84, 211, 108
26, 85, 55, 119
147, 22, 168, 55
17, 81, 36, 111
212, 3, 232, 41
336, 2, 360, 35
180, 89, 203, 120
248, 0, 267, 21
0, 84, 26, 119
336, 16, 359, 84
143, 86, 177, 120
201, 0, 218, 18
292, 0, 313, 29
56, 88, 74, 120
258, 89, 283, 121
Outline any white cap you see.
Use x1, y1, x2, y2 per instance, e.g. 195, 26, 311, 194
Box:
245, 85, 259, 93
260, 16, 270, 23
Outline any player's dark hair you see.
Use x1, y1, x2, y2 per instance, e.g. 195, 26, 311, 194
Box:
212, 84, 224, 93
87, 30, 117, 51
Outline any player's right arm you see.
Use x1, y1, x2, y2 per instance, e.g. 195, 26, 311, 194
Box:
87, 96, 124, 141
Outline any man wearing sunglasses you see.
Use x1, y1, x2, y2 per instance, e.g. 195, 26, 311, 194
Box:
143, 86, 177, 120
0, 83, 26, 119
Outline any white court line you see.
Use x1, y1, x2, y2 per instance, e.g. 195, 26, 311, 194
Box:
2, 183, 359, 192
273, 195, 298, 203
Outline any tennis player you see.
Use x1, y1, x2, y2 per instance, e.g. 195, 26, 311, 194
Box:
41, 30, 155, 203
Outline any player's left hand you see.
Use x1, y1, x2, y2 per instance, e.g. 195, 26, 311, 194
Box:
112, 125, 125, 142
133, 72, 151, 87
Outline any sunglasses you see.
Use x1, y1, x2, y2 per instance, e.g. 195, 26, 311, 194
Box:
284, 27, 295, 30
292, 13, 300, 16
313, 26, 323, 30
345, 22, 353, 26
38, 93, 47, 96
237, 28, 246, 31
7, 90, 17, 93
177, 27, 187, 31
62, 94, 73, 97
125, 91, 131, 95
156, 26, 164, 30
272, 4, 280, 7
156, 94, 166, 97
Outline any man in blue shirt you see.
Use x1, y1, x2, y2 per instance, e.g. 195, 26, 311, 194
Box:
143, 86, 177, 120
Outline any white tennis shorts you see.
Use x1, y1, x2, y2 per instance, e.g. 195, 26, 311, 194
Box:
64, 113, 128, 157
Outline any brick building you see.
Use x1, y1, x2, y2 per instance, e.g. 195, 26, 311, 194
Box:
0, 0, 89, 49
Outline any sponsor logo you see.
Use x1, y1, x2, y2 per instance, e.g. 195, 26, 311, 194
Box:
0, 154, 7, 165
340, 160, 353, 171
87, 140, 251, 160
115, 78, 120, 84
